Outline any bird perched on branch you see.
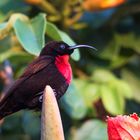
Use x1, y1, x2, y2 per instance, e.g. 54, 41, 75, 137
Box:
0, 41, 96, 119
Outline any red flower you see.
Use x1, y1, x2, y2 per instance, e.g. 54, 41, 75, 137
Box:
107, 113, 140, 140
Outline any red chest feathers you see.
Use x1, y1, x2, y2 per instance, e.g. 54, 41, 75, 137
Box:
55, 55, 72, 84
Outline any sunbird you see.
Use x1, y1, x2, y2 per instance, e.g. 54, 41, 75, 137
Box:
0, 41, 96, 119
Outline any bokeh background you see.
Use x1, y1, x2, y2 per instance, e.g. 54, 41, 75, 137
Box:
0, 0, 140, 140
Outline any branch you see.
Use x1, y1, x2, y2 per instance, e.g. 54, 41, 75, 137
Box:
0, 60, 14, 100
41, 85, 65, 140
0, 60, 13, 125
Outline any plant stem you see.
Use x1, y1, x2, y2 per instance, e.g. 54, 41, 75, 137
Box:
41, 85, 65, 140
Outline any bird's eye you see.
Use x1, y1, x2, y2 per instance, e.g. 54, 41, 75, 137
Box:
60, 44, 65, 49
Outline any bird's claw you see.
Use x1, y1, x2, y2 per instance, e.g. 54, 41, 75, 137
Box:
53, 89, 57, 96
39, 95, 43, 102
38, 89, 57, 102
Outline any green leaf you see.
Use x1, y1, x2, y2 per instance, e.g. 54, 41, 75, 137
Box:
72, 120, 107, 140
46, 22, 75, 45
82, 83, 100, 107
46, 21, 80, 61
0, 22, 7, 30
115, 80, 133, 99
74, 80, 100, 108
22, 111, 40, 139
114, 33, 140, 53
0, 50, 27, 63
100, 84, 125, 115
13, 13, 46, 55
122, 69, 140, 102
92, 69, 116, 83
60, 84, 87, 119
58, 30, 75, 45
0, 36, 11, 52
46, 22, 61, 40
59, 30, 80, 61
0, 22, 9, 39
2, 111, 23, 133
99, 33, 137, 68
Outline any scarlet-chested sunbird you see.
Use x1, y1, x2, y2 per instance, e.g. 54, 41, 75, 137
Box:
0, 41, 96, 119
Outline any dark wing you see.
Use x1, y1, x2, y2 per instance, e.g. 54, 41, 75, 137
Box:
20, 56, 54, 77
0, 55, 54, 105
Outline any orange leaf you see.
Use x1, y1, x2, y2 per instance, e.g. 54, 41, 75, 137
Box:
82, 0, 126, 11
25, 0, 41, 5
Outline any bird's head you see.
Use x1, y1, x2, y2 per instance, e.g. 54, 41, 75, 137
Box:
40, 41, 96, 57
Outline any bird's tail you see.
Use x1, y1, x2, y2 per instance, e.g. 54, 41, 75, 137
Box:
0, 97, 21, 120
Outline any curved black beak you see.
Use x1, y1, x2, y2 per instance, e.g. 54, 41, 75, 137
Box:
68, 45, 97, 51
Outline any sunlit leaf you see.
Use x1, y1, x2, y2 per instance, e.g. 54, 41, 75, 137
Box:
13, 13, 46, 55
46, 22, 61, 40
74, 80, 100, 108
0, 22, 7, 30
99, 33, 137, 68
114, 33, 140, 53
46, 21, 80, 61
92, 69, 116, 83
115, 80, 133, 99
100, 84, 125, 115
122, 69, 140, 102
58, 30, 80, 61
82, 83, 100, 107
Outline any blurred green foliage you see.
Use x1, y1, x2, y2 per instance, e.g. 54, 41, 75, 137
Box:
0, 0, 140, 140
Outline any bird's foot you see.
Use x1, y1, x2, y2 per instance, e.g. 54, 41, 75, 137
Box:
35, 91, 44, 102
38, 89, 57, 102
52, 89, 57, 96
39, 95, 43, 102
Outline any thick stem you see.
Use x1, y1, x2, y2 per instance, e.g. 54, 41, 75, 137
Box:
41, 85, 65, 140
